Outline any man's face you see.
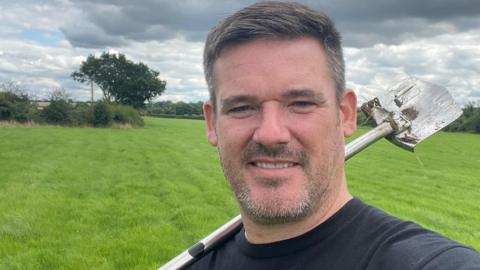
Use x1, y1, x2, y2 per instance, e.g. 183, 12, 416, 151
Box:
204, 37, 356, 224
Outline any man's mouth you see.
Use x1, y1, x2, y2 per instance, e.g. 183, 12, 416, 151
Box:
251, 161, 297, 169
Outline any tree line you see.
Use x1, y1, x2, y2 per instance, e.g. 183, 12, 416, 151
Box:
0, 83, 143, 127
144, 101, 204, 120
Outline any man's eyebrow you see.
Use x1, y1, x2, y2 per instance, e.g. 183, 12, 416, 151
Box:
281, 89, 326, 101
221, 95, 258, 110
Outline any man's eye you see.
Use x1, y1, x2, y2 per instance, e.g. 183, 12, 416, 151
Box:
292, 101, 316, 108
292, 101, 315, 107
227, 105, 256, 116
290, 101, 317, 113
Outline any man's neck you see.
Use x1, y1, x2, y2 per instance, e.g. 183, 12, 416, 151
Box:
242, 183, 352, 244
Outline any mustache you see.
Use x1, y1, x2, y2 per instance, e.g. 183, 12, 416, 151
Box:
241, 143, 307, 164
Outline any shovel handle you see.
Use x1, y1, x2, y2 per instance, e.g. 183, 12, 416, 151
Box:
345, 122, 394, 160
158, 215, 242, 270
158, 122, 395, 270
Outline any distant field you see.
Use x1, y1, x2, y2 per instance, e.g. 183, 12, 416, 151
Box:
0, 117, 479, 269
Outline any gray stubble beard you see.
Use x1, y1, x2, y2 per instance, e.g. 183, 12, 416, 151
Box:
219, 144, 334, 225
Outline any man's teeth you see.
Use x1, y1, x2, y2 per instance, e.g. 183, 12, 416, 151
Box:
254, 162, 295, 169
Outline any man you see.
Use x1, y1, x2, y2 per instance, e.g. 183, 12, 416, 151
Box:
190, 1, 480, 269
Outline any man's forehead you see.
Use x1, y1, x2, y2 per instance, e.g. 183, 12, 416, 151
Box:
212, 37, 336, 107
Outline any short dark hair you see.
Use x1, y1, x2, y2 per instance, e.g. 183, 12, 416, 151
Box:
203, 1, 345, 110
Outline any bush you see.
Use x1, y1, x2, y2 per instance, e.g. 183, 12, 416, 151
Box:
0, 92, 37, 122
70, 103, 93, 126
92, 102, 113, 127
111, 104, 144, 127
40, 100, 72, 125
463, 110, 480, 133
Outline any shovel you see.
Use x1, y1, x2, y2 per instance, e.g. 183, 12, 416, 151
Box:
158, 77, 463, 270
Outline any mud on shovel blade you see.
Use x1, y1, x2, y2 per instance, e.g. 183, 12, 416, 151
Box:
159, 77, 463, 269
345, 77, 463, 159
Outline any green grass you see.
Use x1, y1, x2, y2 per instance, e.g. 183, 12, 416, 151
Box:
0, 118, 479, 269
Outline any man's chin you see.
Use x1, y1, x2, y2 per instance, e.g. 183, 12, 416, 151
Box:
243, 208, 312, 225
238, 194, 313, 225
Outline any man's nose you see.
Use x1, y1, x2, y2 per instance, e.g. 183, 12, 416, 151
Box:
252, 104, 291, 146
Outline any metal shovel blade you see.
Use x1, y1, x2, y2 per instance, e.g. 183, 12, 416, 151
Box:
374, 77, 463, 151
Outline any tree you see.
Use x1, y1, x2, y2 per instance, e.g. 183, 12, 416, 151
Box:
71, 52, 166, 108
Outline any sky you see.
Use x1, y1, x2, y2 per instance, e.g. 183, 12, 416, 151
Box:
1, 0, 479, 106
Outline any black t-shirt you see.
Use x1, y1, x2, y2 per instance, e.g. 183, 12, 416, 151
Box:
187, 198, 480, 269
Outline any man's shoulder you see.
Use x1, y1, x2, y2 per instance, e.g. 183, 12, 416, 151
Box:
360, 202, 480, 269
369, 230, 480, 269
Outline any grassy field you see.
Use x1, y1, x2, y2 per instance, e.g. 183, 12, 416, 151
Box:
0, 117, 479, 269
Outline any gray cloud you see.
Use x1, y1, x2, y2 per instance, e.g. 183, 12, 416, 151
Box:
60, 25, 127, 48
62, 0, 254, 48
59, 0, 480, 48
309, 0, 480, 47
312, 0, 480, 21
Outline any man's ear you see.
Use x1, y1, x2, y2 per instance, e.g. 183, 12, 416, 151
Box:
203, 101, 218, 146
339, 89, 357, 138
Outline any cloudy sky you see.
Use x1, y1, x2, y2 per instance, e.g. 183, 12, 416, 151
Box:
1, 0, 479, 105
